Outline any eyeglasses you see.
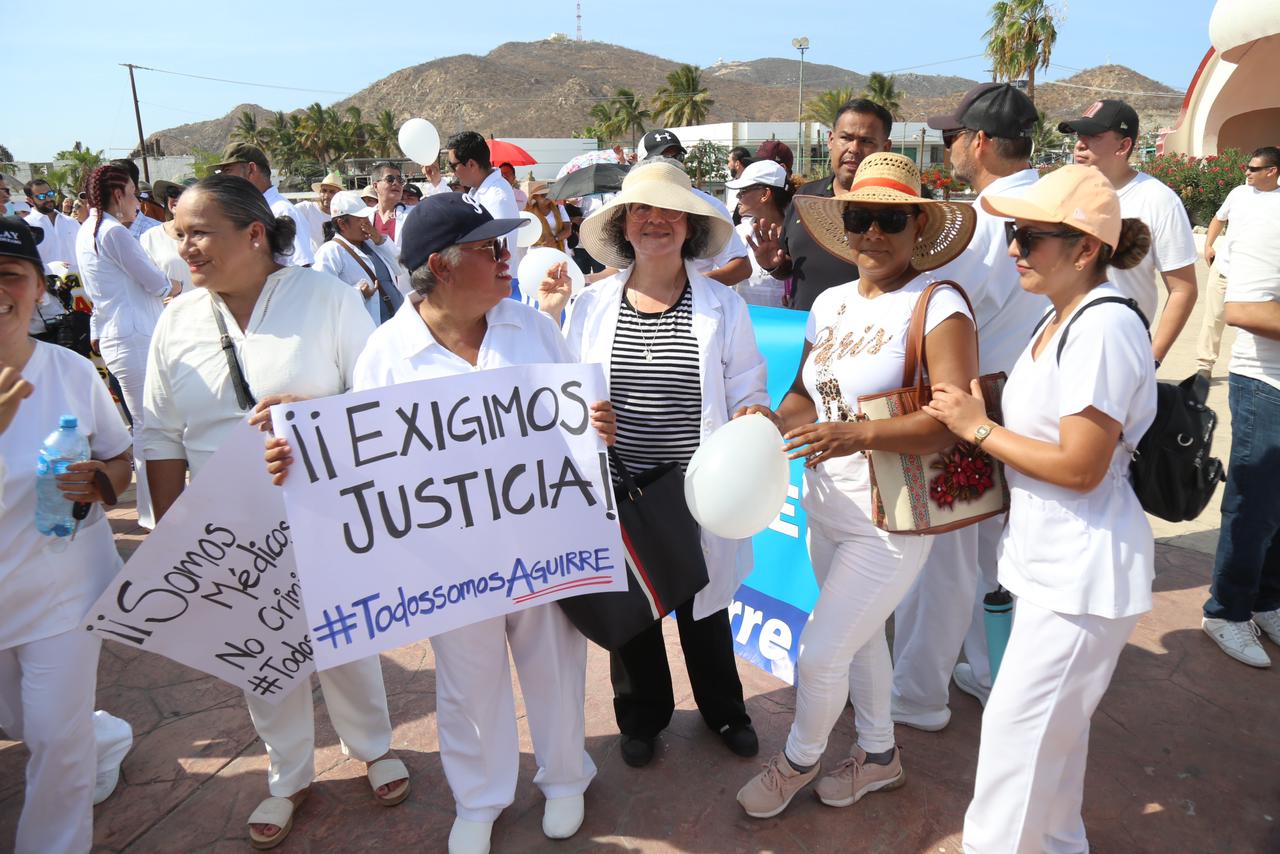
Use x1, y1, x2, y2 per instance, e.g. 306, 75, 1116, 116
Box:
1004, 222, 1084, 258
32, 191, 57, 201
842, 207, 913, 235
1245, 164, 1274, 173
626, 203, 686, 222
379, 175, 405, 185
447, 158, 464, 170
458, 238, 507, 261
942, 128, 972, 150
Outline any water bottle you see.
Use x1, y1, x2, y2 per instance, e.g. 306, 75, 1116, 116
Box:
35, 415, 90, 537
983, 586, 1014, 684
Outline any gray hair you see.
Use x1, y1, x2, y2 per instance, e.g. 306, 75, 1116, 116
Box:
600, 207, 715, 264
408, 245, 463, 295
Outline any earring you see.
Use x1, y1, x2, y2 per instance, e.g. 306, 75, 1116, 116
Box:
253, 242, 260, 249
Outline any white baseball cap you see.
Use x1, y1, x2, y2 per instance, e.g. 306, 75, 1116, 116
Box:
725, 160, 789, 190
329, 190, 373, 218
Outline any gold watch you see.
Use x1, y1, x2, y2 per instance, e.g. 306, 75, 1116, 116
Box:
973, 423, 994, 446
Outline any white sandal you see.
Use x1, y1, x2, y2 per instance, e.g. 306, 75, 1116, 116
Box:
367, 756, 411, 806
247, 796, 299, 850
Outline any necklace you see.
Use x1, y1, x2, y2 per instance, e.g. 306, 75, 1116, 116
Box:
632, 278, 686, 362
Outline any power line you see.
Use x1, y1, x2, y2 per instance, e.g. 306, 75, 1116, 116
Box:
131, 64, 355, 97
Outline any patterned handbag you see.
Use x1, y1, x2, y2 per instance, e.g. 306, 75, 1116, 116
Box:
855, 280, 1010, 535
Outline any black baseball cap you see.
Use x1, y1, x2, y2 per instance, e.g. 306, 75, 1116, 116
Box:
640, 129, 686, 161
1058, 100, 1140, 141
928, 82, 1038, 139
0, 216, 44, 266
400, 193, 524, 273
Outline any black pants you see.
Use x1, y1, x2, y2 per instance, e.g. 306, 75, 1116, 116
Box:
610, 601, 750, 739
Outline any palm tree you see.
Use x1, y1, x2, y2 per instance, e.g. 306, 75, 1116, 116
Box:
1030, 109, 1066, 160
608, 88, 650, 147
52, 142, 105, 195
369, 110, 400, 159
861, 73, 901, 118
585, 101, 615, 140
985, 0, 1059, 105
652, 65, 714, 128
802, 87, 855, 127
231, 110, 273, 151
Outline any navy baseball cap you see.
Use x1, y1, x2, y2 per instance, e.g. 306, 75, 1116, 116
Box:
400, 193, 525, 274
0, 216, 43, 266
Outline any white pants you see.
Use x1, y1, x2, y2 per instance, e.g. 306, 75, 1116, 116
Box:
99, 334, 153, 528
244, 654, 392, 797
0, 629, 100, 854
785, 517, 932, 764
432, 604, 595, 822
963, 598, 1140, 854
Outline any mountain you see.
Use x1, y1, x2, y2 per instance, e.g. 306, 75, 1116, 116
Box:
141, 41, 1182, 156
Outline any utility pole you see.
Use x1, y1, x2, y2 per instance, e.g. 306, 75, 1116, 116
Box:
792, 37, 809, 175
576, 0, 582, 41
122, 63, 151, 182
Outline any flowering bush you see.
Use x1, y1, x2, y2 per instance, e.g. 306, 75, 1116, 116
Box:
1141, 148, 1249, 225
920, 164, 969, 199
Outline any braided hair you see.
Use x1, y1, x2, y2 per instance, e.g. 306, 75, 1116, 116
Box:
85, 164, 133, 254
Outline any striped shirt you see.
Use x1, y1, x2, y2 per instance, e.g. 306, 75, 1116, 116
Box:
610, 283, 702, 477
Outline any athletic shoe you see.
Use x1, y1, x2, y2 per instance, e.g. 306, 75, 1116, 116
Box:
814, 746, 906, 807
448, 817, 493, 854
952, 663, 991, 707
1253, 609, 1280, 646
1202, 617, 1270, 668
93, 711, 133, 806
890, 701, 950, 732
719, 723, 760, 757
542, 794, 584, 839
736, 752, 820, 818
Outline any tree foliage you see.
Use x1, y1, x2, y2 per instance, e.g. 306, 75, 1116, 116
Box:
861, 73, 901, 118
652, 65, 714, 128
683, 140, 728, 188
985, 0, 1059, 105
802, 88, 855, 127
227, 103, 405, 183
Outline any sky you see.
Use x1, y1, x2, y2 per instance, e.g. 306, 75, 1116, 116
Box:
8, 0, 1217, 162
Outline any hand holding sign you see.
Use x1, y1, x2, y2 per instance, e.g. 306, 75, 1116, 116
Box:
684, 414, 789, 540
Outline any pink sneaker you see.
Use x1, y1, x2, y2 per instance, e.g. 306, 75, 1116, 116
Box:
736, 752, 820, 818
814, 746, 906, 807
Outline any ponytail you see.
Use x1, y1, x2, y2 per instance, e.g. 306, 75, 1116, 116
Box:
85, 165, 132, 254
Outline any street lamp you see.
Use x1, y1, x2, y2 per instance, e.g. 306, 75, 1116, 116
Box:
792, 37, 808, 175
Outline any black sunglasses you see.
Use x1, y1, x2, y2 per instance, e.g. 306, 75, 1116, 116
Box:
842, 207, 913, 235
942, 128, 972, 150
1004, 222, 1084, 258
459, 237, 507, 261
1245, 164, 1275, 173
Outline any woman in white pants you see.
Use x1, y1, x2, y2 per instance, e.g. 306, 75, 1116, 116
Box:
267, 193, 615, 854
142, 176, 407, 849
0, 216, 135, 853
925, 165, 1157, 852
75, 164, 179, 529
734, 153, 979, 819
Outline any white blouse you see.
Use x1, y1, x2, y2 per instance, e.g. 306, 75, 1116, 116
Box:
139, 223, 192, 291
75, 211, 171, 340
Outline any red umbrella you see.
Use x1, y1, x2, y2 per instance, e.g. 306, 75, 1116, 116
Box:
487, 139, 537, 166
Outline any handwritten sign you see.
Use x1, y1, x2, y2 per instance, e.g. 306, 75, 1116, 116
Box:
272, 362, 626, 669
85, 421, 313, 703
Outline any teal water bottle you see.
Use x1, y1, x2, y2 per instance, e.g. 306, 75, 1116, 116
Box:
983, 586, 1014, 683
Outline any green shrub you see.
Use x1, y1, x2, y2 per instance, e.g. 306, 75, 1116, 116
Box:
1140, 148, 1248, 226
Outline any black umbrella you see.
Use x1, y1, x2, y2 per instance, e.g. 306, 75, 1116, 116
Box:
548, 163, 630, 200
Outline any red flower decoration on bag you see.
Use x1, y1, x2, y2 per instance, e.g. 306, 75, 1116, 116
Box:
929, 442, 995, 510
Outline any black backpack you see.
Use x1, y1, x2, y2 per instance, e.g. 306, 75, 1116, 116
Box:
1032, 296, 1226, 522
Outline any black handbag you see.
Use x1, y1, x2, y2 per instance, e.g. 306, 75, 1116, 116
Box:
557, 449, 710, 651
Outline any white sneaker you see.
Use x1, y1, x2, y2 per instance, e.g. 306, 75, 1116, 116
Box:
952, 663, 991, 708
890, 700, 950, 732
448, 817, 494, 854
93, 711, 133, 806
1252, 609, 1280, 646
542, 793, 585, 839
1202, 617, 1271, 668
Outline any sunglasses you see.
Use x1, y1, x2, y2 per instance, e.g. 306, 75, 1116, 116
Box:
1245, 164, 1274, 173
942, 128, 972, 149
458, 238, 507, 261
32, 191, 57, 201
842, 207, 913, 235
626, 203, 686, 222
1004, 222, 1084, 258
379, 175, 405, 185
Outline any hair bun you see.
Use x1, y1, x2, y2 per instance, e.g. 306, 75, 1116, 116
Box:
1109, 218, 1151, 271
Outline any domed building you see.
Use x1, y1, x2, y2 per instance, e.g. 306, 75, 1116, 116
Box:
1160, 0, 1280, 155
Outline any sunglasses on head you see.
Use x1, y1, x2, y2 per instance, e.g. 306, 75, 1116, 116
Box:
1004, 222, 1084, 258
458, 237, 507, 261
841, 206, 913, 235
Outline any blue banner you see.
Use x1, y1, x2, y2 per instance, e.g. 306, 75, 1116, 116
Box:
728, 306, 817, 685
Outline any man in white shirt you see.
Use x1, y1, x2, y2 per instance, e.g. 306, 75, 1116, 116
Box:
1201, 181, 1280, 668
295, 171, 342, 250
209, 143, 316, 266
419, 162, 451, 197
23, 178, 81, 274
725, 146, 752, 224
447, 130, 524, 284
314, 190, 407, 326
1198, 146, 1280, 378
1060, 100, 1198, 364
891, 82, 1046, 730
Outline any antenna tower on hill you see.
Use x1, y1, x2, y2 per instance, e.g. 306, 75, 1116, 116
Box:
576, 0, 582, 40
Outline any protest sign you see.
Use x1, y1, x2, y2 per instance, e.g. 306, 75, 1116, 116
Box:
85, 420, 313, 704
273, 362, 626, 670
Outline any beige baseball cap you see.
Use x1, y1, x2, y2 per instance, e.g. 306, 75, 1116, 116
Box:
981, 164, 1121, 249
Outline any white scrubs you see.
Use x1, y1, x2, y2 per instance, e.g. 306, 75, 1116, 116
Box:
963, 284, 1157, 852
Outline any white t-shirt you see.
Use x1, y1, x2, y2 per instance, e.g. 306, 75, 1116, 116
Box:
1112, 172, 1198, 322
930, 168, 1047, 374
139, 223, 192, 291
24, 209, 82, 274
0, 343, 131, 648
1223, 190, 1280, 390
294, 200, 332, 252
142, 265, 374, 477
732, 221, 785, 307
800, 277, 973, 530
998, 283, 1157, 618
263, 186, 317, 267
1216, 184, 1280, 279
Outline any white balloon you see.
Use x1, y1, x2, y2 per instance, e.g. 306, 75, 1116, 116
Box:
516, 210, 542, 248
397, 118, 441, 166
517, 247, 585, 301
684, 414, 789, 540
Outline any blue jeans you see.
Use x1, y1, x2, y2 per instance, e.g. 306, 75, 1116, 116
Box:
1204, 373, 1280, 621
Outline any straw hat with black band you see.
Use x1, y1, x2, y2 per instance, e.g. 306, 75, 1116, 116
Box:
794, 152, 975, 272
579, 160, 734, 270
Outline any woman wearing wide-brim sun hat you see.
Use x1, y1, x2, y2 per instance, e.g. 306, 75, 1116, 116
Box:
537, 159, 770, 770
735, 151, 981, 819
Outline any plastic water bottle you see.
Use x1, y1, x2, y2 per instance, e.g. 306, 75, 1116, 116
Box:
983, 586, 1014, 683
35, 415, 89, 537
